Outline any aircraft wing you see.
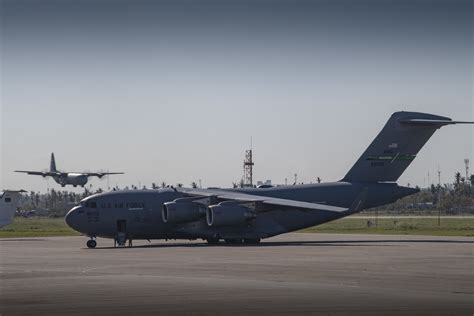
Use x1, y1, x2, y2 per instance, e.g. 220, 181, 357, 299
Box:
14, 170, 56, 176
84, 172, 124, 178
177, 187, 348, 213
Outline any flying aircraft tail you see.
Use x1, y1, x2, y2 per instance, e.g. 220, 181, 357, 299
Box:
50, 153, 57, 172
0, 190, 24, 228
342, 111, 473, 183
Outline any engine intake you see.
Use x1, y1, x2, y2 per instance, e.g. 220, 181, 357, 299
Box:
206, 203, 255, 227
162, 199, 203, 224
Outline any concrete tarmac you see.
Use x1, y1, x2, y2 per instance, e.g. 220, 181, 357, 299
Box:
0, 233, 472, 316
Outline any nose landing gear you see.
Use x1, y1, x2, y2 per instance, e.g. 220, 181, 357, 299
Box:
206, 237, 220, 245
86, 238, 97, 248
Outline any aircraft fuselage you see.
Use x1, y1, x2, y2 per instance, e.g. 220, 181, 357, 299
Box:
65, 182, 417, 241
52, 173, 88, 187
63, 112, 472, 248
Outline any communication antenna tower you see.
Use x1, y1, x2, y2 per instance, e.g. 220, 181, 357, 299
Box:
243, 139, 254, 187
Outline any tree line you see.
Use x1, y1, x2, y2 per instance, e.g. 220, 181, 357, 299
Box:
15, 171, 474, 217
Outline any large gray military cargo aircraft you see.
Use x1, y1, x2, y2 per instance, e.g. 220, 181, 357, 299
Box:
15, 153, 123, 187
65, 112, 473, 248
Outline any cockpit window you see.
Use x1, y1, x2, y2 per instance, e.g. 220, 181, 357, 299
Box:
79, 201, 96, 208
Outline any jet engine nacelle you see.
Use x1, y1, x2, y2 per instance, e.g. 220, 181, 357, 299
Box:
162, 200, 203, 224
206, 203, 256, 227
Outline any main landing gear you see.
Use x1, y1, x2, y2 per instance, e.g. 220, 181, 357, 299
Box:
243, 238, 261, 244
223, 238, 261, 245
86, 237, 97, 248
206, 237, 220, 245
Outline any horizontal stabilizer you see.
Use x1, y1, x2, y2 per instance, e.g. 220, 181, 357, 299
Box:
400, 119, 474, 126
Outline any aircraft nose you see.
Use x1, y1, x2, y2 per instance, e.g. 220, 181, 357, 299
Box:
65, 206, 83, 231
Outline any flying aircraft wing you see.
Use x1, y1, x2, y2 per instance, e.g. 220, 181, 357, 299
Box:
14, 170, 56, 176
177, 187, 348, 213
84, 172, 124, 178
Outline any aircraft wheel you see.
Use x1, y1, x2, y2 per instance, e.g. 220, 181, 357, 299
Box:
206, 238, 220, 245
224, 238, 242, 244
86, 239, 97, 248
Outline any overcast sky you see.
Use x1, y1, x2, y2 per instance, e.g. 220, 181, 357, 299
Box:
1, 0, 473, 193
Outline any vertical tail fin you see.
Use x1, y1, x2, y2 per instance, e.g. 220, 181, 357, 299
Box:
50, 153, 57, 172
342, 111, 473, 183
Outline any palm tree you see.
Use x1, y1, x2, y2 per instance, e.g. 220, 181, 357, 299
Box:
30, 191, 36, 207
454, 172, 462, 194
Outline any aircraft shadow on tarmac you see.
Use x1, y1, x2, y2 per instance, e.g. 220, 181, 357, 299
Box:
91, 238, 474, 250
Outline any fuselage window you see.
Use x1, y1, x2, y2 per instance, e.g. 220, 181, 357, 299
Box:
90, 202, 97, 208
5, 197, 11, 203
